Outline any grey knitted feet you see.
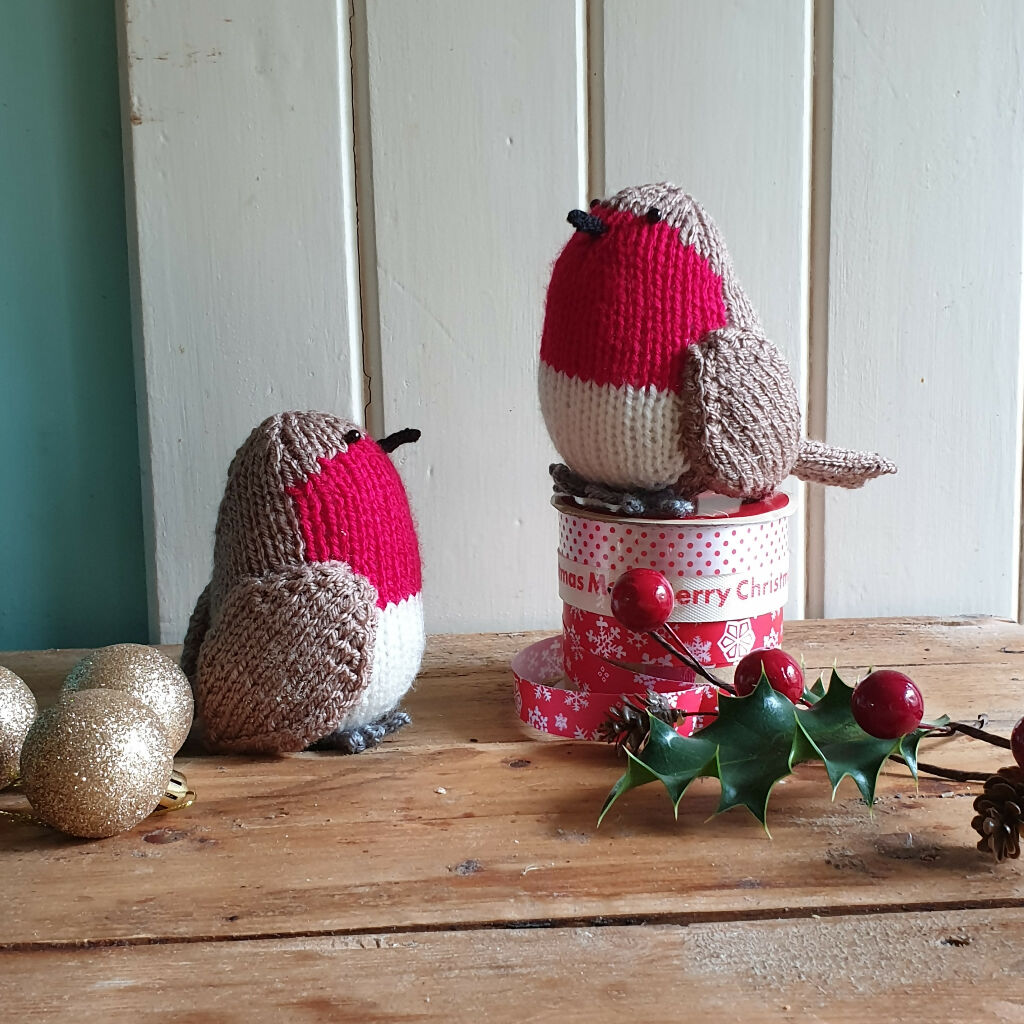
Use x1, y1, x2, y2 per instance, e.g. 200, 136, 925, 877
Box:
310, 707, 411, 754
550, 463, 694, 518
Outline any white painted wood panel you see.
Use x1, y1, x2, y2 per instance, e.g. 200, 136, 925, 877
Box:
119, 0, 363, 642
364, 0, 582, 633
120, 0, 1024, 638
824, 0, 1024, 618
600, 0, 813, 621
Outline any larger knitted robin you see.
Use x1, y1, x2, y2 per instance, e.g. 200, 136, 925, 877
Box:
181, 412, 424, 754
539, 183, 896, 514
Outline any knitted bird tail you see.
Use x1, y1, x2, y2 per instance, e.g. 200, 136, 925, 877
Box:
793, 439, 897, 489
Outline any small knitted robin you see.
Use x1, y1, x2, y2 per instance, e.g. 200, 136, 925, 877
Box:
539, 183, 896, 514
181, 412, 424, 754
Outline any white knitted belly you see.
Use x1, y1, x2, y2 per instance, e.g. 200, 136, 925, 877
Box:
336, 593, 424, 729
539, 363, 690, 490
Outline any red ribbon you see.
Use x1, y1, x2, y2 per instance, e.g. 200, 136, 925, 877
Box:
512, 636, 719, 741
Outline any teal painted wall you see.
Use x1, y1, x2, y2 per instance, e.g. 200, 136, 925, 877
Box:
0, 1, 147, 649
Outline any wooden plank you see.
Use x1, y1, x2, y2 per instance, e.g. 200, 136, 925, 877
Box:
4, 616, 1022, 705
417, 614, 1024, 679
601, 0, 812, 619
362, 0, 581, 634
2, 656, 1020, 753
5, 749, 1017, 947
823, 0, 1024, 618
5, 618, 1024, 750
3, 620, 1023, 947
120, 0, 364, 643
7, 908, 1024, 1021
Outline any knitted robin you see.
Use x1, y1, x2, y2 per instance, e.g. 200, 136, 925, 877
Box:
539, 182, 896, 515
181, 412, 424, 754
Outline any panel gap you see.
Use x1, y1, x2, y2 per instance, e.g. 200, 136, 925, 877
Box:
585, 0, 605, 201
348, 0, 384, 437
805, 0, 834, 618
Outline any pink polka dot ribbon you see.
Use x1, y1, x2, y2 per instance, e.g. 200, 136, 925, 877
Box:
556, 493, 793, 678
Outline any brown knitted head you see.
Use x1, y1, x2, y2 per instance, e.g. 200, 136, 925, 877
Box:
182, 412, 424, 754
207, 413, 353, 605
540, 182, 896, 506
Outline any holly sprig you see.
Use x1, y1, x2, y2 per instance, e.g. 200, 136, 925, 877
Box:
599, 668, 946, 831
597, 569, 1023, 858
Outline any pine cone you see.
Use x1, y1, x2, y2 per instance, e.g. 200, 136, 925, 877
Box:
596, 698, 650, 753
971, 766, 1024, 862
597, 693, 683, 754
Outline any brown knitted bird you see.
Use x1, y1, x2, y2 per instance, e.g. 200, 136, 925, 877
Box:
181, 412, 424, 755
539, 183, 896, 515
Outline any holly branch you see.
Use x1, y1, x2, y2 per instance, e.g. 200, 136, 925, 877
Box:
598, 568, 1024, 861
599, 669, 938, 826
598, 671, 1023, 861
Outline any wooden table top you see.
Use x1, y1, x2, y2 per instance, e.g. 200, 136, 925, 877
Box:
3, 617, 1024, 1021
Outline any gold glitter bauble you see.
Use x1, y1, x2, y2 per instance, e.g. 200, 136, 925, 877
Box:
0, 667, 37, 790
64, 643, 193, 753
20, 689, 173, 839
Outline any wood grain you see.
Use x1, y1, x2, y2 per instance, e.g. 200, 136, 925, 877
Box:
7, 908, 1024, 1022
5, 616, 1024, 742
3, 743, 1015, 948
823, 0, 1024, 619
2, 620, 1022, 950
119, 0, 364, 642
601, 0, 812, 619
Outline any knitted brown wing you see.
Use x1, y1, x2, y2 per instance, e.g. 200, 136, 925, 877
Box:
180, 583, 211, 684
679, 327, 801, 499
194, 562, 377, 754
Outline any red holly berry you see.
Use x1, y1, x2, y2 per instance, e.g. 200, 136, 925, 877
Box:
733, 648, 804, 703
1011, 717, 1024, 770
850, 670, 924, 739
609, 569, 674, 633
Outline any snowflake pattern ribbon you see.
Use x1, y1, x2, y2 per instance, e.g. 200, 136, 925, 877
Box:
511, 636, 718, 741
717, 619, 756, 662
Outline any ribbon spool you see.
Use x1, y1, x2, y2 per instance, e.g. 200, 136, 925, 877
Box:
513, 493, 794, 740
556, 493, 793, 687
512, 635, 719, 741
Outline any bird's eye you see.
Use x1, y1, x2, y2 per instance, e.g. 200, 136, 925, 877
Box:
589, 198, 601, 209
646, 207, 662, 224
343, 429, 362, 445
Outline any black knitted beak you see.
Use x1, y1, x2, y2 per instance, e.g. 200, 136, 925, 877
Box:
378, 427, 421, 453
567, 208, 607, 236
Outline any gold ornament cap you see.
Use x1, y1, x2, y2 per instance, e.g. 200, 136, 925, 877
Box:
64, 643, 194, 753
20, 689, 174, 839
0, 667, 37, 790
157, 769, 195, 812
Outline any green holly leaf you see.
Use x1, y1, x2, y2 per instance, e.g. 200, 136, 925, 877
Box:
598, 715, 717, 824
696, 676, 800, 831
790, 714, 824, 767
804, 674, 827, 704
794, 668, 901, 805
899, 715, 949, 781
